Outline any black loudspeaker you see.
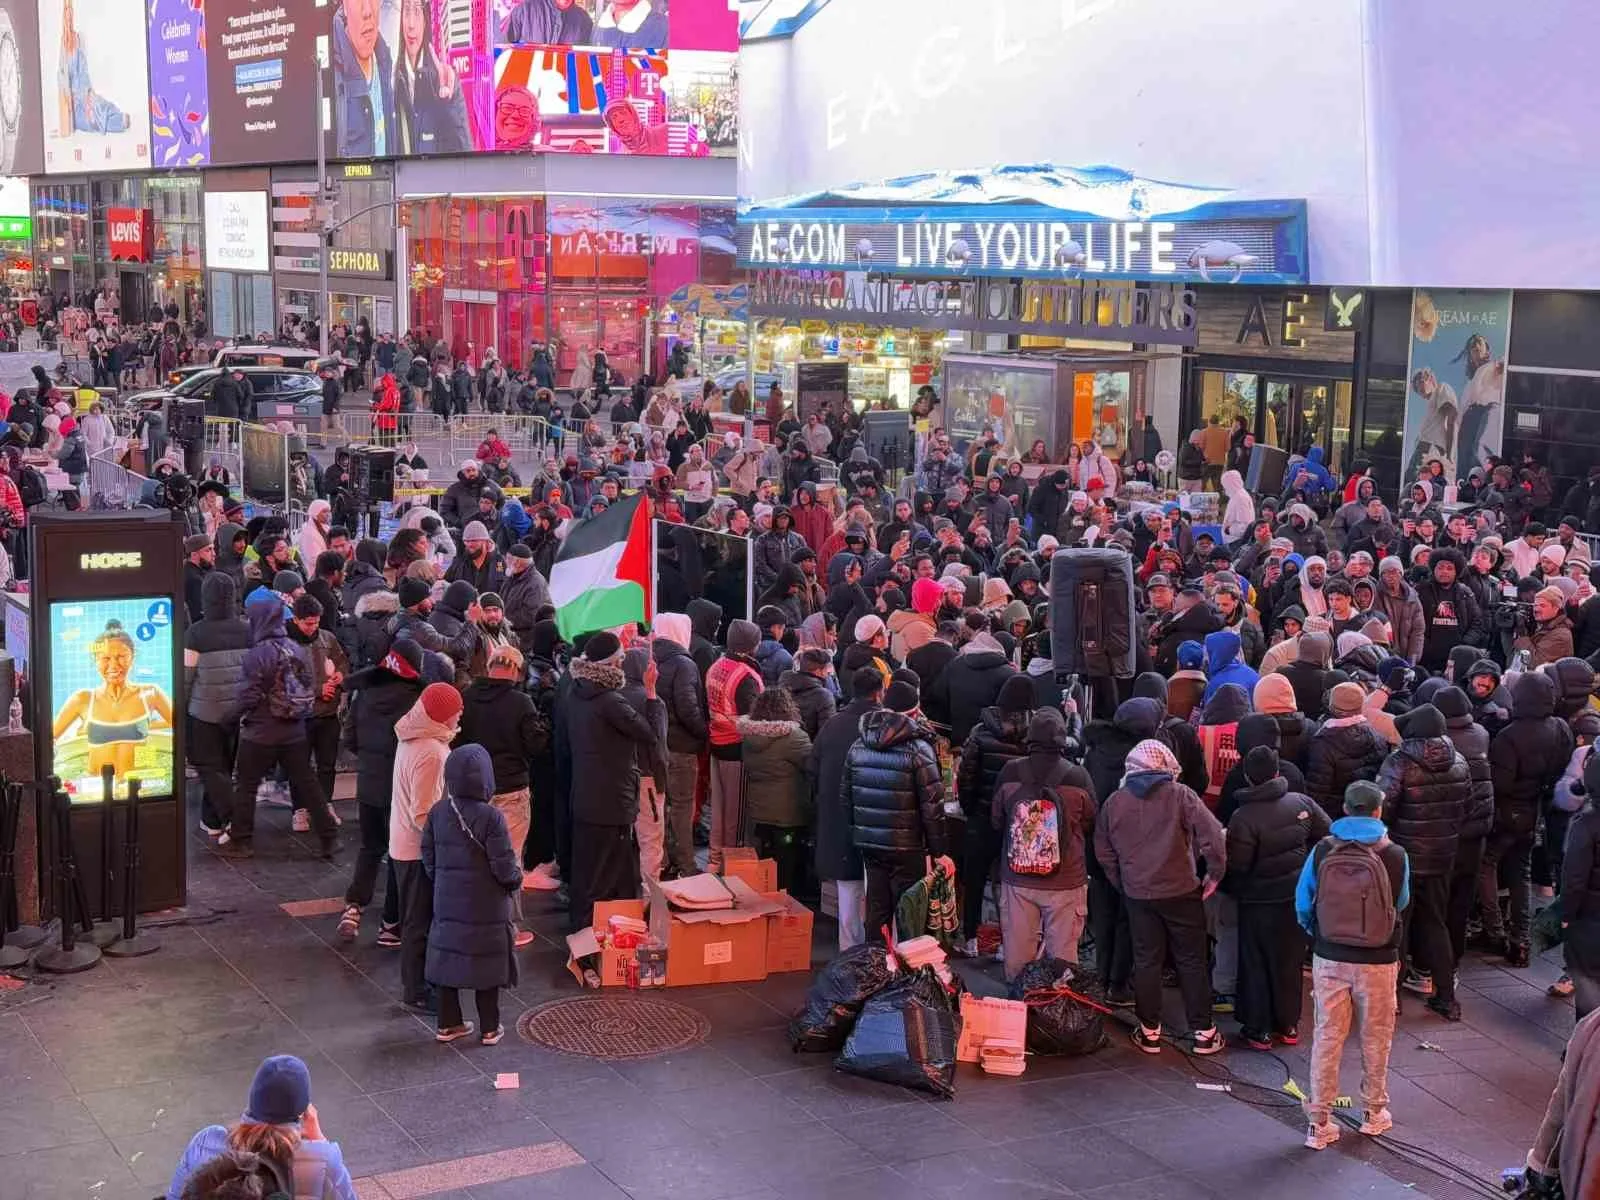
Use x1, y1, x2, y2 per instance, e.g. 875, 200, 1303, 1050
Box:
351, 448, 395, 503
1049, 546, 1137, 680
1245, 442, 1287, 496
171, 398, 205, 443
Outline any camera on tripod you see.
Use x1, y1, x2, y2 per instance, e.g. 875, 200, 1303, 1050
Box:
1494, 600, 1534, 634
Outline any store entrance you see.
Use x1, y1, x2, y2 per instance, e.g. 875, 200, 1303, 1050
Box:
445, 300, 496, 368
119, 271, 147, 326
1261, 376, 1352, 475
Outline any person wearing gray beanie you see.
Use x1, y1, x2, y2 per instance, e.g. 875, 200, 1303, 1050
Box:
705, 619, 765, 868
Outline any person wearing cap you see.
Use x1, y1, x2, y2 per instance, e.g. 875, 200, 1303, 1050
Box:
497, 543, 548, 650
844, 674, 949, 943
338, 637, 427, 943
1097, 737, 1226, 1055
388, 682, 464, 1013
1296, 780, 1412, 1150
183, 531, 216, 626
287, 594, 349, 837
1513, 585, 1576, 668
165, 1054, 357, 1199
221, 590, 340, 861
566, 631, 667, 931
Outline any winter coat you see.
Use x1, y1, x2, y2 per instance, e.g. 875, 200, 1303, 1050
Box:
1153, 604, 1223, 676
1436, 694, 1495, 842
389, 602, 478, 672
652, 637, 708, 753
926, 635, 1017, 744
753, 526, 807, 595
1414, 575, 1485, 672
789, 491, 833, 553
1304, 717, 1389, 820
1371, 580, 1426, 665
1216, 714, 1308, 826
1201, 629, 1259, 704
423, 746, 522, 991
565, 656, 667, 826
501, 563, 550, 650
1276, 659, 1333, 721
1083, 701, 1162, 810
1096, 772, 1226, 901
183, 573, 250, 726
344, 665, 424, 805
956, 706, 1030, 819
237, 592, 310, 746
351, 589, 399, 671
906, 639, 958, 699
811, 698, 879, 880
755, 637, 794, 686
686, 598, 722, 678
739, 717, 812, 828
341, 540, 389, 613
1223, 773, 1331, 903
1377, 710, 1470, 877
1295, 815, 1411, 965
389, 698, 455, 862
778, 668, 837, 741
1518, 615, 1576, 669
1490, 672, 1576, 838
287, 623, 349, 720
458, 678, 546, 795
844, 709, 947, 858
445, 547, 508, 598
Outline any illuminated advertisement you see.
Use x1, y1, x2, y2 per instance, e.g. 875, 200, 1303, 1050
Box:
0, 0, 45, 174
38, 0, 153, 174
147, 0, 209, 167
48, 597, 176, 803
209, 0, 321, 167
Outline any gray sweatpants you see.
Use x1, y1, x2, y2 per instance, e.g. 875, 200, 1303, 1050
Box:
1306, 958, 1400, 1126
1000, 882, 1089, 981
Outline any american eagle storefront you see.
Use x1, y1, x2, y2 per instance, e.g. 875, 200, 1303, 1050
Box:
735, 179, 1311, 458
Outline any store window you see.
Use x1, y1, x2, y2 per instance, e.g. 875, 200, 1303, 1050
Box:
1358, 378, 1405, 499
34, 180, 92, 301
1198, 370, 1258, 434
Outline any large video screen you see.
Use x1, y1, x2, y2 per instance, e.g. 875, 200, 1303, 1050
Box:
39, 0, 153, 173
48, 598, 175, 804
146, 0, 209, 167
0, 0, 46, 174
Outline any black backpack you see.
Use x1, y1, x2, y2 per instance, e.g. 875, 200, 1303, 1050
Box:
17, 465, 46, 508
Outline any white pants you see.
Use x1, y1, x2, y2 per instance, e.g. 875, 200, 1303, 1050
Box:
636, 779, 665, 886
836, 877, 866, 951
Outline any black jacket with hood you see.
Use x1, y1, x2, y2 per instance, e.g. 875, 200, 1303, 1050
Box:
956, 704, 1030, 820
926, 633, 1016, 745
1304, 713, 1389, 820
341, 538, 388, 612
844, 709, 947, 858
1489, 672, 1575, 837
778, 667, 837, 741
213, 521, 248, 600
1132, 673, 1209, 796
457, 677, 546, 794
652, 634, 708, 754
1434, 685, 1495, 843
1378, 704, 1471, 877
1223, 748, 1331, 903
565, 655, 667, 826
811, 698, 878, 880
686, 597, 722, 678
1217, 714, 1308, 826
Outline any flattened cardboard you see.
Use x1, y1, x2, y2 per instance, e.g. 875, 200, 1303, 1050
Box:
646, 875, 779, 987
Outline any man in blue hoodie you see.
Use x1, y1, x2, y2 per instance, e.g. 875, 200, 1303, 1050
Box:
220, 590, 339, 860
1295, 779, 1411, 1151
1200, 628, 1259, 705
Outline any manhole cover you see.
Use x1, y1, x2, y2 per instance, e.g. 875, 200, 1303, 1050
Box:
517, 995, 711, 1060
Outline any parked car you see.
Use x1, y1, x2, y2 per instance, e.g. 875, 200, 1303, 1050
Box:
168, 343, 325, 388
129, 365, 323, 421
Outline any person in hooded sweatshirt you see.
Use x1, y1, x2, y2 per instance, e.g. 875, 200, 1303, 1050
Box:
221, 589, 340, 860
1201, 628, 1258, 705
341, 537, 389, 613
650, 612, 708, 880
1225, 744, 1331, 1048
213, 521, 250, 602
288, 594, 349, 837
956, 675, 1036, 954
1480, 672, 1574, 967
184, 572, 250, 836
565, 632, 667, 931
991, 708, 1097, 980
390, 683, 462, 1013
1167, 640, 1207, 722
1097, 738, 1227, 1055
1081, 698, 1158, 1004
1378, 703, 1470, 1018
739, 688, 813, 894
1132, 671, 1208, 796
1276, 630, 1334, 720
706, 620, 765, 868
927, 623, 1017, 746
1305, 682, 1390, 820
1251, 673, 1313, 769
424, 744, 523, 1045
1461, 657, 1513, 736
1433, 684, 1496, 1005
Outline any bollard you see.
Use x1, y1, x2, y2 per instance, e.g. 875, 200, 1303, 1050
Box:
103, 779, 157, 958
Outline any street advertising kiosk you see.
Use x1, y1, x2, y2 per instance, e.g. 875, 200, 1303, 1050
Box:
30, 512, 186, 915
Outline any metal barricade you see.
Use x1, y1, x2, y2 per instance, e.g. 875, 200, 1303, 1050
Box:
86, 447, 149, 510
202, 417, 243, 485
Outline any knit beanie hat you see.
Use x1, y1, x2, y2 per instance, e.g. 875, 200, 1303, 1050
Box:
462, 520, 491, 544
1328, 682, 1366, 718
420, 682, 463, 725
885, 680, 920, 713
1537, 585, 1566, 609
1125, 738, 1180, 778
1377, 655, 1411, 689
398, 576, 431, 608
273, 570, 304, 594
584, 630, 623, 663
184, 532, 212, 553
1252, 673, 1297, 715
1242, 745, 1280, 786
997, 674, 1035, 713
246, 1055, 312, 1125
726, 619, 761, 656
1378, 556, 1404, 576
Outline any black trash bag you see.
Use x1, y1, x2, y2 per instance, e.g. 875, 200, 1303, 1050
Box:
1007, 957, 1109, 1057
834, 966, 957, 1098
789, 942, 895, 1052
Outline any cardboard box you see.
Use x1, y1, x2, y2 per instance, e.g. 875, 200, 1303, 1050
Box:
646, 875, 781, 987
763, 891, 816, 974
565, 899, 647, 988
957, 994, 1028, 1066
719, 847, 778, 893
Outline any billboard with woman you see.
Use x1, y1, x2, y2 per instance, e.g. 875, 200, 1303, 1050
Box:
39, 0, 152, 173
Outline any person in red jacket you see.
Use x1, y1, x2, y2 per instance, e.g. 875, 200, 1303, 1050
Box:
476, 428, 512, 463
789, 482, 832, 552
371, 373, 401, 445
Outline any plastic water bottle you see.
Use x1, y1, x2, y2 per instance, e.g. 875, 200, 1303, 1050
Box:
7, 697, 21, 733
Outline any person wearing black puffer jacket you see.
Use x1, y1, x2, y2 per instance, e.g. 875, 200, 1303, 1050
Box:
1434, 685, 1494, 992
649, 613, 708, 879
1224, 745, 1330, 1047
1561, 752, 1600, 1021
1380, 703, 1471, 1018
1304, 682, 1390, 821
956, 675, 1035, 951
428, 579, 481, 688
927, 628, 1016, 745
1462, 657, 1512, 737
844, 683, 948, 943
1482, 672, 1575, 966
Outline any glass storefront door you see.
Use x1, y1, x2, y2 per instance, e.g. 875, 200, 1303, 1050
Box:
445, 300, 497, 367
1262, 377, 1353, 474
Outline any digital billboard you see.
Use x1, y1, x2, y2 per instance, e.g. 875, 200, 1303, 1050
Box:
0, 0, 45, 175
147, 0, 209, 167
38, 0, 153, 174
208, 0, 322, 167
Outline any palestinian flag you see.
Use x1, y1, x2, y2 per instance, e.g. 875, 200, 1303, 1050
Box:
551, 492, 652, 640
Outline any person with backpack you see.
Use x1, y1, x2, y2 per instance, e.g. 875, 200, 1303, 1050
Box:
1224, 745, 1330, 1049
990, 708, 1097, 981
220, 590, 339, 860
957, 674, 1036, 956
165, 1055, 358, 1200
1295, 779, 1411, 1151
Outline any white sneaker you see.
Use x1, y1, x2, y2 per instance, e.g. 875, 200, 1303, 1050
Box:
292, 810, 310, 833
1358, 1108, 1393, 1137
523, 863, 561, 892
1305, 1122, 1341, 1151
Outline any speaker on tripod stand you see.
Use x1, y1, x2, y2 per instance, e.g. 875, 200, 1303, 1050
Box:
1048, 546, 1138, 683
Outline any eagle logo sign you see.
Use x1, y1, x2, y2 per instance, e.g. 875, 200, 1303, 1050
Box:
1330, 291, 1364, 329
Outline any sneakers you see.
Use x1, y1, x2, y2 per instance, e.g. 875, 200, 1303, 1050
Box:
1240, 1028, 1272, 1051
1106, 986, 1135, 1009
337, 905, 362, 941
1505, 944, 1531, 969
199, 819, 224, 838
214, 840, 254, 859
1276, 1027, 1300, 1046
1305, 1122, 1342, 1151
1211, 993, 1235, 1015
481, 1025, 505, 1046
523, 863, 561, 892
1400, 969, 1434, 997
957, 937, 980, 958
1130, 1024, 1162, 1054
513, 929, 536, 949
291, 809, 310, 833
1426, 997, 1462, 1022
1550, 974, 1575, 998
435, 1023, 475, 1043
376, 923, 401, 949
1359, 1108, 1393, 1137
1190, 1027, 1223, 1056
